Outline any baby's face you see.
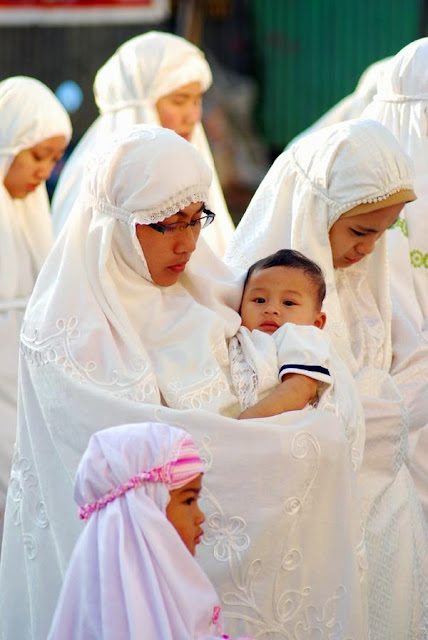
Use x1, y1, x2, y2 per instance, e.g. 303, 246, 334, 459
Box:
240, 266, 325, 334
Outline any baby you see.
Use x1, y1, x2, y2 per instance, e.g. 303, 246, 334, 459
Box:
230, 250, 364, 465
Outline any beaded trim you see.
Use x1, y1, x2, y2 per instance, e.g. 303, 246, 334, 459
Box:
85, 186, 210, 225
290, 145, 414, 218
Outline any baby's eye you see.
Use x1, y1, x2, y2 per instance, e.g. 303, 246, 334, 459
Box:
351, 229, 365, 237
283, 300, 295, 306
253, 297, 265, 304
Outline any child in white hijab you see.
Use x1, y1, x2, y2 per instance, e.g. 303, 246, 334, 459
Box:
0, 76, 71, 542
48, 422, 223, 639
51, 30, 234, 255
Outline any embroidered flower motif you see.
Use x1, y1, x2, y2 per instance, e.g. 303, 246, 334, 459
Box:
391, 217, 408, 237
410, 249, 428, 269
203, 513, 250, 561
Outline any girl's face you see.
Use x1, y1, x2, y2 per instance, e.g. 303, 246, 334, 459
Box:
166, 474, 205, 556
3, 135, 67, 199
329, 203, 404, 269
135, 201, 204, 287
155, 82, 203, 141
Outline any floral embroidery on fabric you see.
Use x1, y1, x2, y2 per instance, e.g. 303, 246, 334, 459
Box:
9, 448, 49, 559
410, 249, 428, 269
20, 317, 158, 401
162, 371, 230, 411
391, 217, 408, 237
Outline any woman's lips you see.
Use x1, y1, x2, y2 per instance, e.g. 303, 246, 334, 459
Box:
168, 263, 187, 273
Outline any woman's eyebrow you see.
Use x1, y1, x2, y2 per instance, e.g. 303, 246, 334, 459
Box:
355, 225, 378, 234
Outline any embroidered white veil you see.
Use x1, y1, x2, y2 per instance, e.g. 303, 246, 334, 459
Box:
51, 30, 234, 255
0, 76, 71, 539
362, 37, 428, 335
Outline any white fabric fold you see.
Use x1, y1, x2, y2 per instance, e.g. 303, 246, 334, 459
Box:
0, 124, 368, 639
51, 30, 234, 255
226, 118, 428, 638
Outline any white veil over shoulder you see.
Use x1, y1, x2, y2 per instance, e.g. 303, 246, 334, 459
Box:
362, 39, 428, 521
48, 423, 224, 640
0, 125, 368, 640
362, 39, 428, 335
226, 119, 428, 638
0, 76, 71, 539
51, 30, 234, 255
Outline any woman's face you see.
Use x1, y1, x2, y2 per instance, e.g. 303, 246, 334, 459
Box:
136, 201, 204, 287
329, 202, 404, 268
155, 82, 203, 141
3, 135, 67, 199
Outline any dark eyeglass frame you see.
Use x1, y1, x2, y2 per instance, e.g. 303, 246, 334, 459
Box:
148, 207, 215, 235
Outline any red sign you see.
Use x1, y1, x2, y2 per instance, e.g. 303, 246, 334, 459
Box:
0, 0, 169, 24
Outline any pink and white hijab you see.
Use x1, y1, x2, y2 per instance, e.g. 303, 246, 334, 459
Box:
48, 422, 225, 640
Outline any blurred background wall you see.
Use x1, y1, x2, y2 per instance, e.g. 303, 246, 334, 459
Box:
1, 0, 426, 222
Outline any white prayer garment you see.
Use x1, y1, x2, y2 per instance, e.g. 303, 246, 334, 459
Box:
362, 39, 428, 519
0, 125, 368, 640
0, 76, 72, 542
226, 118, 428, 639
229, 323, 365, 470
51, 30, 234, 256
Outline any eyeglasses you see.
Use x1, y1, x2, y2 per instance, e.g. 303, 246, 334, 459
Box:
148, 207, 215, 235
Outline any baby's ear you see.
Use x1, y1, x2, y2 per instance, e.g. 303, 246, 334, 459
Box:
314, 311, 327, 330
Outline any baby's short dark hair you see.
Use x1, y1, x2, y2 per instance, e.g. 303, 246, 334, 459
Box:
244, 249, 326, 309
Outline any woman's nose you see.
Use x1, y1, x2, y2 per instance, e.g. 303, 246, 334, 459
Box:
185, 102, 202, 125
36, 160, 55, 181
175, 226, 198, 253
357, 235, 376, 255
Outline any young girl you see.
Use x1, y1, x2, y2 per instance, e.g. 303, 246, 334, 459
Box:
48, 422, 231, 639
51, 30, 234, 255
0, 76, 71, 542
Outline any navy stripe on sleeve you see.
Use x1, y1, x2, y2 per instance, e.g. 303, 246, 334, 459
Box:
279, 364, 331, 377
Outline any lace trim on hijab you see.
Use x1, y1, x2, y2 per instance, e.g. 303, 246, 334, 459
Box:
290, 146, 414, 219
372, 94, 428, 103
85, 186, 210, 224
100, 98, 150, 114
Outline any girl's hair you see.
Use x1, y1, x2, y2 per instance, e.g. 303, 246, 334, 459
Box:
243, 249, 326, 309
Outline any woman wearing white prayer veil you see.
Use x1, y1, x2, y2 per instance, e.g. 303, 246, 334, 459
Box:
0, 76, 71, 543
362, 39, 428, 519
226, 118, 428, 639
51, 30, 234, 256
0, 125, 368, 639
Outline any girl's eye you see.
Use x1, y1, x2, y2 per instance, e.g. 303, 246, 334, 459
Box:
184, 497, 195, 506
351, 229, 365, 237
